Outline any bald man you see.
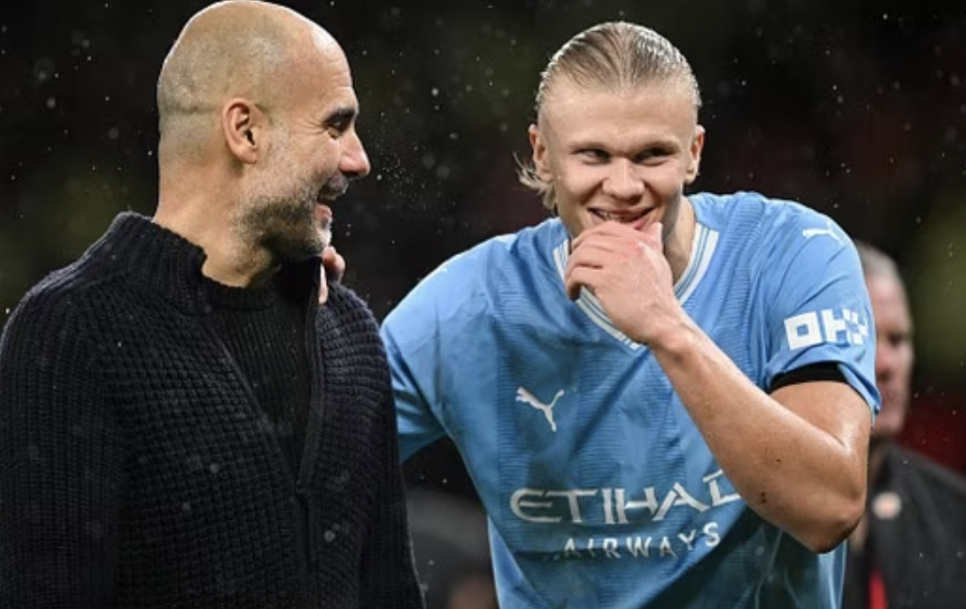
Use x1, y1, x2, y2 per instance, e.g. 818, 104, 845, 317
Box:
0, 2, 424, 608
841, 242, 966, 609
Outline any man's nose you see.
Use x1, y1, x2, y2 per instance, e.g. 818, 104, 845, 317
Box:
601, 159, 645, 200
341, 131, 370, 179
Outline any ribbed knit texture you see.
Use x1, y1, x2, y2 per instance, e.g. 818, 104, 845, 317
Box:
0, 212, 424, 609
205, 275, 311, 473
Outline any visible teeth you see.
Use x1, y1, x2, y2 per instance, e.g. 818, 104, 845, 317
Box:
597, 211, 644, 223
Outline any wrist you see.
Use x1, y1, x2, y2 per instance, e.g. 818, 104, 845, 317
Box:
644, 313, 698, 360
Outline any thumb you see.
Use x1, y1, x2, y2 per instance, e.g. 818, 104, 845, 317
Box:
322, 246, 345, 284
644, 221, 663, 246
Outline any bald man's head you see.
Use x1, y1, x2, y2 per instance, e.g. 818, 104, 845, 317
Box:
157, 0, 337, 160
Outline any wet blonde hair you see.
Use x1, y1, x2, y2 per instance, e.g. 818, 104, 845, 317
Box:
519, 22, 702, 211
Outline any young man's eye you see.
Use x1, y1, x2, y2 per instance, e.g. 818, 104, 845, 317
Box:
579, 149, 609, 161
634, 149, 671, 163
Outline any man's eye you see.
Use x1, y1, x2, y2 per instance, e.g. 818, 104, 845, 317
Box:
634, 149, 671, 163
579, 149, 608, 161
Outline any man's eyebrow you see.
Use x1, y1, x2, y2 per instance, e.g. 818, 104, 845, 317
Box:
323, 106, 358, 126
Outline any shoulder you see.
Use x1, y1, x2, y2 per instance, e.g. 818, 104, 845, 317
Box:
384, 218, 564, 330
0, 259, 126, 382
423, 218, 561, 287
693, 190, 841, 238
3, 256, 119, 343
320, 283, 380, 335
696, 190, 859, 278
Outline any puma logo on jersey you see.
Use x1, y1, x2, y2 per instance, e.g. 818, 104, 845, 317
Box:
801, 220, 843, 244
516, 387, 565, 432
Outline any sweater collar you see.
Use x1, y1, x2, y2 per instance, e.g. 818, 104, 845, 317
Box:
89, 212, 321, 314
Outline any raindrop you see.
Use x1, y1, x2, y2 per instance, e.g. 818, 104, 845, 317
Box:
324, 530, 336, 542
46, 97, 57, 109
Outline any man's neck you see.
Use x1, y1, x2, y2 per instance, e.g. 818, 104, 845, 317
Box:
666, 197, 696, 284
153, 201, 278, 288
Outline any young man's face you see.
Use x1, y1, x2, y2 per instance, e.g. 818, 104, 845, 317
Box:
529, 77, 704, 246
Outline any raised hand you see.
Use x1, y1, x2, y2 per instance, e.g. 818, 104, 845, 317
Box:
319, 245, 345, 305
565, 221, 682, 345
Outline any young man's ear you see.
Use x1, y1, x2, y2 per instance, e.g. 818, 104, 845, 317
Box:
222, 98, 263, 164
685, 125, 706, 185
528, 124, 553, 183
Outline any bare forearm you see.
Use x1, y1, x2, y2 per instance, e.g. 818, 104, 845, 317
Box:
650, 318, 868, 552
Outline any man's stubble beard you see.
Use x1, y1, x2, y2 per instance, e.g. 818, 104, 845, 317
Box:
238, 170, 329, 264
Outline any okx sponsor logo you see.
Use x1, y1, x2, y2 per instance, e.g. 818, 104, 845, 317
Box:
784, 307, 869, 350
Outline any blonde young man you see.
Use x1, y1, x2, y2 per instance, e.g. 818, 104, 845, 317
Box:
383, 22, 879, 608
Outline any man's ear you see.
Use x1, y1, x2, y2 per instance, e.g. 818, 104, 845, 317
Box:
222, 98, 263, 164
685, 125, 705, 185
528, 124, 552, 182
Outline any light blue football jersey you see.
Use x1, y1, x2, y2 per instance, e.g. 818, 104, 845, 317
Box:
382, 191, 880, 609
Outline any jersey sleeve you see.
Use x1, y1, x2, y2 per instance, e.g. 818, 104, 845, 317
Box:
760, 212, 880, 415
381, 255, 478, 462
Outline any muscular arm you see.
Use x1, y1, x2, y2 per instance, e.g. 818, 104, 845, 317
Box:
566, 220, 873, 552
650, 318, 871, 552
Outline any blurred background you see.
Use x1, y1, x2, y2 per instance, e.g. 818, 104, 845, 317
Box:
2, 1, 964, 606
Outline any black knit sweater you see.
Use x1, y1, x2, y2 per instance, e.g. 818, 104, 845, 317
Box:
0, 213, 424, 609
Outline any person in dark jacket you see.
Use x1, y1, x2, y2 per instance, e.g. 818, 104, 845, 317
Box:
842, 242, 966, 609
0, 2, 424, 607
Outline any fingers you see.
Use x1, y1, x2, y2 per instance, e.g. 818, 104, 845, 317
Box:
321, 246, 345, 284
569, 221, 663, 267
564, 221, 665, 302
642, 221, 663, 248
564, 266, 597, 301
571, 220, 663, 252
318, 246, 344, 305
